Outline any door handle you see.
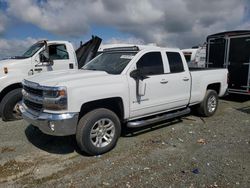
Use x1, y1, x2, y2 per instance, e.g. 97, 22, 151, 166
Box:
183, 78, 190, 81
160, 80, 168, 84
34, 68, 43, 72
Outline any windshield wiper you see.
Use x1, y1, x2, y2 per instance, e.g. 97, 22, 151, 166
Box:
86, 68, 97, 71
85, 68, 110, 74
11, 56, 28, 59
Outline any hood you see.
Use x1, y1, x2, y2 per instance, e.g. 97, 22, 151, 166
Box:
26, 69, 111, 87
0, 58, 28, 68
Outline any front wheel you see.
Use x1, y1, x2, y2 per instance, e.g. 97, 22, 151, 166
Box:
0, 88, 23, 121
197, 89, 218, 117
76, 108, 121, 155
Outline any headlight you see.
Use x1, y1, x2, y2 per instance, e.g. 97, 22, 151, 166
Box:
43, 87, 67, 110
43, 87, 67, 98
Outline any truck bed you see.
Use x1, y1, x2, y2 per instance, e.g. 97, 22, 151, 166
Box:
189, 68, 228, 105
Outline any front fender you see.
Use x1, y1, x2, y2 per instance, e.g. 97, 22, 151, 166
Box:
67, 80, 130, 119
0, 72, 28, 92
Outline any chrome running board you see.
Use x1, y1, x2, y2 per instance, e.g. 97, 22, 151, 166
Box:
127, 108, 190, 128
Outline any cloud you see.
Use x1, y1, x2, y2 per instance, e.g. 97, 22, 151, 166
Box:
6, 0, 90, 37
0, 37, 38, 59
4, 0, 250, 48
0, 11, 8, 35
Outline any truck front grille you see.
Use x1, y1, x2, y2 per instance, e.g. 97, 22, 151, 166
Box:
23, 99, 43, 112
23, 85, 43, 97
23, 83, 43, 112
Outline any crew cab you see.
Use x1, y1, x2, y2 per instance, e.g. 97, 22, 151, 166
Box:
21, 45, 228, 155
0, 36, 101, 121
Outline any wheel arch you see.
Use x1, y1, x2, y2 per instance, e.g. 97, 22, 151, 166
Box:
207, 83, 221, 94
79, 97, 125, 122
0, 83, 22, 104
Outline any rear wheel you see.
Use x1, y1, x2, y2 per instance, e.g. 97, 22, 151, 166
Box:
0, 88, 23, 121
197, 89, 218, 117
76, 108, 121, 155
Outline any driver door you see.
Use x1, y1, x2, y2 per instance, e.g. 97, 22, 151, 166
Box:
47, 44, 71, 71
128, 51, 170, 118
32, 44, 71, 74
31, 49, 53, 75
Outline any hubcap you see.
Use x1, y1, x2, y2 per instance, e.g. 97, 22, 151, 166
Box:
90, 118, 115, 148
207, 95, 217, 113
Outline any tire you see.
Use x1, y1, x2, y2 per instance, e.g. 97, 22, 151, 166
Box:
197, 89, 218, 117
76, 108, 121, 155
0, 88, 23, 121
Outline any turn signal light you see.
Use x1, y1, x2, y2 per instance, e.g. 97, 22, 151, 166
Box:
58, 90, 66, 97
4, 67, 8, 74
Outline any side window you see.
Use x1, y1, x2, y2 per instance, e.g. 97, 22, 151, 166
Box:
49, 44, 69, 60
166, 52, 184, 73
137, 52, 164, 75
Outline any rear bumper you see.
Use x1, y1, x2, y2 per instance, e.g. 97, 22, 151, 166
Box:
21, 106, 79, 136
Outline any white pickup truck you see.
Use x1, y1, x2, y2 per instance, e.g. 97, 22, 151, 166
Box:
0, 36, 101, 121
21, 45, 228, 155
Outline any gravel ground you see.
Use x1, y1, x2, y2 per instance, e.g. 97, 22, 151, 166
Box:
0, 95, 249, 188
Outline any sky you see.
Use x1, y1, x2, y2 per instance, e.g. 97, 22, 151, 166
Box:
0, 0, 249, 59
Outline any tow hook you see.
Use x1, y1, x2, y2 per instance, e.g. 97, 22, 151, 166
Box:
15, 102, 24, 115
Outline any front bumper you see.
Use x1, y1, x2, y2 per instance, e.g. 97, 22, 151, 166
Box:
21, 106, 79, 136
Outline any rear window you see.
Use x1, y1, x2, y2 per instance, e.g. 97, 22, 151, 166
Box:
166, 52, 184, 73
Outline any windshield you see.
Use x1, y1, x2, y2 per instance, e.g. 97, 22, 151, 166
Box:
82, 51, 137, 74
22, 42, 44, 58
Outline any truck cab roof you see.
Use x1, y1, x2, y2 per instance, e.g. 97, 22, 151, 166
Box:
42, 40, 72, 45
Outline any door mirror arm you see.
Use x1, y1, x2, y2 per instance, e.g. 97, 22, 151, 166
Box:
39, 45, 54, 66
38, 53, 54, 66
37, 40, 54, 66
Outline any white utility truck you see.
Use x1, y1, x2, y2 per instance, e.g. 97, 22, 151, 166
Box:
21, 45, 228, 155
0, 36, 101, 121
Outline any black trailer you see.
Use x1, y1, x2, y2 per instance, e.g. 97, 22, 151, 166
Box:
206, 30, 250, 95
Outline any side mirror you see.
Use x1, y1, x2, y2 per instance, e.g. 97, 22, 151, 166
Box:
44, 40, 49, 55
40, 52, 49, 62
130, 69, 149, 80
130, 69, 148, 97
39, 50, 53, 66
41, 40, 49, 61
130, 69, 140, 79
137, 79, 146, 96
